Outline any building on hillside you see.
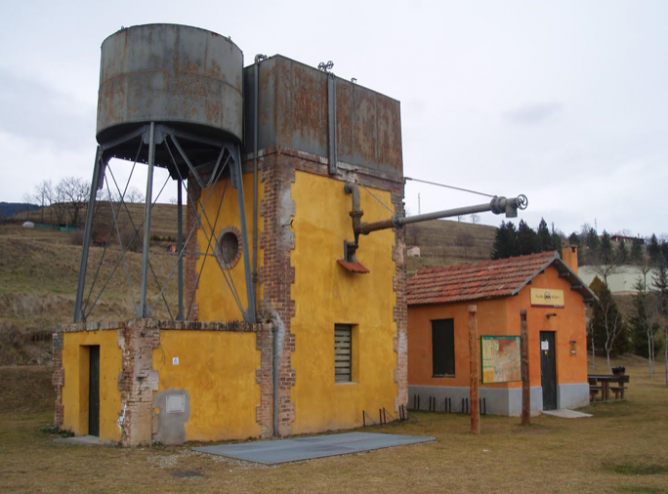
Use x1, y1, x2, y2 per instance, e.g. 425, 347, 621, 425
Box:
406, 247, 596, 415
53, 25, 406, 445
610, 234, 643, 245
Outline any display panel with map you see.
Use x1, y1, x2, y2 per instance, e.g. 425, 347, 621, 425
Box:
480, 336, 522, 383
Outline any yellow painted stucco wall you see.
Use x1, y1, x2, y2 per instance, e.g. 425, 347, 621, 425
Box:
61, 330, 122, 442
152, 330, 261, 441
290, 171, 399, 434
195, 172, 263, 322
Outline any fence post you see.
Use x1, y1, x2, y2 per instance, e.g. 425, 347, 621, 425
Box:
521, 308, 531, 426
469, 305, 481, 434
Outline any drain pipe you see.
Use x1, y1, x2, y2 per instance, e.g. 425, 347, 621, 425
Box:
272, 321, 279, 437
266, 309, 285, 437
252, 55, 266, 316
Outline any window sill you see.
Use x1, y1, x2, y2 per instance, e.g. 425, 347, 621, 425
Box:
335, 381, 359, 385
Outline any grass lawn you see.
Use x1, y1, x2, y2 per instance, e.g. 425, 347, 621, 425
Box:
1, 355, 667, 494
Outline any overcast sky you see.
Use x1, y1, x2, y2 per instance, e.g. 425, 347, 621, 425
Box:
1, 0, 667, 237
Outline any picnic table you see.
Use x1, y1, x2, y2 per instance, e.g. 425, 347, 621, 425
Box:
588, 374, 630, 402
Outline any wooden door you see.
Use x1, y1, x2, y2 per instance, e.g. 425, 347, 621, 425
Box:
88, 346, 100, 436
540, 332, 557, 411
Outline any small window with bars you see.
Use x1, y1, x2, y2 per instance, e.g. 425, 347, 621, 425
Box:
334, 324, 353, 383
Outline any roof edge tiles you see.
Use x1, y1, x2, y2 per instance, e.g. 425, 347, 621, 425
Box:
407, 251, 597, 306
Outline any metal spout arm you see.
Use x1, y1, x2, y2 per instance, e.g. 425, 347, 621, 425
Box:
356, 194, 528, 236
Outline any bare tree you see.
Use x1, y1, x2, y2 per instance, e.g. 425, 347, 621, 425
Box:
470, 214, 480, 224
125, 187, 144, 204
56, 177, 90, 226
29, 180, 55, 223
590, 231, 624, 284
591, 280, 626, 372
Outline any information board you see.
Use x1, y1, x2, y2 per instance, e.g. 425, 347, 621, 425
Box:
480, 335, 522, 383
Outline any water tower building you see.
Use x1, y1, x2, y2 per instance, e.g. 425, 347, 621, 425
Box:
54, 24, 407, 445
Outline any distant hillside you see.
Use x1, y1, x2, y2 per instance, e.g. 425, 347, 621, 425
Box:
13, 202, 183, 239
0, 202, 39, 219
0, 224, 177, 365
405, 220, 496, 276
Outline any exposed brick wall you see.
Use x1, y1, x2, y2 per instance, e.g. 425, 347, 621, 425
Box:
184, 177, 202, 321
258, 152, 296, 436
255, 324, 273, 438
118, 319, 160, 447
391, 187, 409, 414
52, 332, 64, 427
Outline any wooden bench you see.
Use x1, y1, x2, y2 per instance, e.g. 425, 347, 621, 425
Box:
588, 374, 630, 402
609, 385, 625, 400
589, 385, 602, 401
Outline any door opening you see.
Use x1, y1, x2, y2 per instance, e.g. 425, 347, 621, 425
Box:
540, 332, 557, 411
88, 345, 100, 436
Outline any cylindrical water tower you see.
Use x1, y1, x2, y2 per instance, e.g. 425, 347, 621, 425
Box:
75, 24, 256, 323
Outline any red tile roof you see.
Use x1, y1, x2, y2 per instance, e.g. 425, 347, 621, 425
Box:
407, 251, 560, 306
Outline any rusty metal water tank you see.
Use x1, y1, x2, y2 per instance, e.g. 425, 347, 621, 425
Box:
96, 24, 243, 145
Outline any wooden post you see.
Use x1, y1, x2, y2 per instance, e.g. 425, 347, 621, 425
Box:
468, 305, 481, 434
520, 308, 531, 426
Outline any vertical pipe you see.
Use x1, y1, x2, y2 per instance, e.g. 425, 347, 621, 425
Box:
521, 309, 531, 426
468, 305, 481, 434
177, 178, 184, 320
74, 147, 103, 322
327, 73, 337, 174
138, 122, 156, 318
272, 325, 279, 436
233, 146, 256, 323
252, 59, 260, 313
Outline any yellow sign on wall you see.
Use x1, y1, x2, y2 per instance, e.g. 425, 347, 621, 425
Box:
530, 288, 564, 308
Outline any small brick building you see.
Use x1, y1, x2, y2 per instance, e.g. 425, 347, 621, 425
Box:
407, 248, 595, 415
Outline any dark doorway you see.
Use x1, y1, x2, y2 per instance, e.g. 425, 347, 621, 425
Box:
88, 346, 100, 436
540, 332, 557, 411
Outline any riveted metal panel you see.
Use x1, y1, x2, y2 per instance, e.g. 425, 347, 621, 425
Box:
243, 56, 403, 177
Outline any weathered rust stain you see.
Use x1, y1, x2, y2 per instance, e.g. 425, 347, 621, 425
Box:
96, 24, 242, 143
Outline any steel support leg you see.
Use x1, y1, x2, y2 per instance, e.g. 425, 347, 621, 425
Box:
177, 177, 184, 321
138, 122, 156, 318
232, 146, 256, 323
74, 147, 103, 322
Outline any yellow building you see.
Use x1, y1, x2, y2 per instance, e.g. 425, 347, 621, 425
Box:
54, 25, 407, 446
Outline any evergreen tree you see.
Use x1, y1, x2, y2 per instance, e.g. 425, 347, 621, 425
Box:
537, 218, 553, 252
568, 232, 580, 247
600, 231, 614, 264
583, 226, 600, 265
517, 220, 540, 256
491, 221, 519, 260
551, 232, 562, 251
648, 234, 661, 265
617, 240, 628, 264
629, 280, 653, 367
630, 238, 644, 265
651, 260, 668, 385
653, 261, 668, 317
661, 242, 668, 265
